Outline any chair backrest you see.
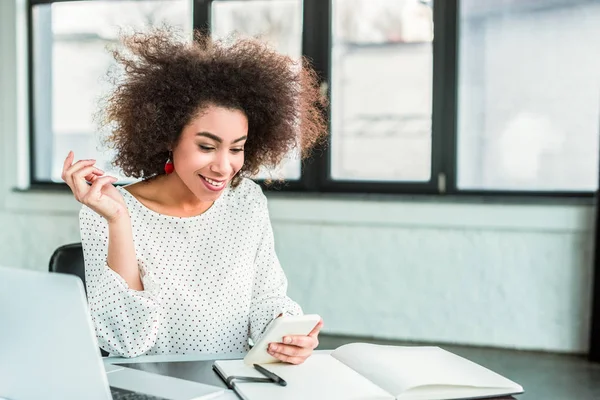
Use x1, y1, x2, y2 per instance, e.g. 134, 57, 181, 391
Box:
49, 243, 109, 357
49, 243, 86, 295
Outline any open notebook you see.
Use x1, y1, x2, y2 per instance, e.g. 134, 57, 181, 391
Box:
213, 343, 523, 400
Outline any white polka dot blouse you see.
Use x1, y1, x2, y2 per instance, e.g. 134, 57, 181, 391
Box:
79, 178, 302, 358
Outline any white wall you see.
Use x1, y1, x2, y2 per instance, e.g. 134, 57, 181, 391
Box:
0, 0, 595, 354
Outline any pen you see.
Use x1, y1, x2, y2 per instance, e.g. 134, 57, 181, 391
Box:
253, 364, 287, 387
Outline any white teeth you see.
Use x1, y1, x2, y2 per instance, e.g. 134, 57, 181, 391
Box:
202, 176, 224, 187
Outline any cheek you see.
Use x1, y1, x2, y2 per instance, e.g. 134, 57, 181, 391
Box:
178, 151, 210, 170
233, 154, 245, 172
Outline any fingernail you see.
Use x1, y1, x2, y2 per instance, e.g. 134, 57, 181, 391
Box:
270, 344, 277, 351
284, 337, 291, 344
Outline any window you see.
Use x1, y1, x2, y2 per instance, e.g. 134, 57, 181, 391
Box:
30, 0, 191, 183
330, 0, 433, 182
210, 0, 303, 181
27, 0, 600, 197
457, 0, 600, 192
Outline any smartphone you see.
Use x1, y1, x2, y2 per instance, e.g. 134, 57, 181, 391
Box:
243, 314, 321, 365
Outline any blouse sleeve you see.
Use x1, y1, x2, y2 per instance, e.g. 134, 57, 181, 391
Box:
248, 194, 303, 343
79, 205, 162, 357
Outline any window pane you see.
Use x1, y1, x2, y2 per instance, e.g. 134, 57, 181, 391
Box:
330, 0, 433, 181
211, 0, 303, 181
32, 0, 192, 183
457, 0, 600, 191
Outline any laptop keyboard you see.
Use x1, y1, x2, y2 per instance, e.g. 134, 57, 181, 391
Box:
110, 386, 170, 400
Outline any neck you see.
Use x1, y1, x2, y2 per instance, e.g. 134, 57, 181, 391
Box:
155, 173, 214, 214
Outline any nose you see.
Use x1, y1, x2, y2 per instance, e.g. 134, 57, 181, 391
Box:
210, 150, 233, 177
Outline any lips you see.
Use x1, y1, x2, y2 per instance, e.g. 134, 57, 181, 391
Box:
199, 174, 226, 191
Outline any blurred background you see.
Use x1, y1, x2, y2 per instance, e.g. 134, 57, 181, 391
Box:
1, 0, 600, 397
23, 0, 600, 190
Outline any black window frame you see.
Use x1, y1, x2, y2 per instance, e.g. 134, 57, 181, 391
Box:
26, 0, 596, 198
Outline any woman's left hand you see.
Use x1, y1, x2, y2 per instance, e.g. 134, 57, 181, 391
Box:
267, 318, 324, 365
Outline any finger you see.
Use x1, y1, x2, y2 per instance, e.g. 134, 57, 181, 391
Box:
308, 319, 324, 338
72, 166, 104, 197
269, 351, 306, 365
63, 159, 97, 189
84, 172, 103, 183
85, 173, 107, 185
61, 151, 74, 181
65, 159, 97, 178
86, 175, 118, 198
73, 166, 103, 180
281, 335, 318, 350
268, 343, 311, 358
83, 168, 105, 182
90, 175, 118, 196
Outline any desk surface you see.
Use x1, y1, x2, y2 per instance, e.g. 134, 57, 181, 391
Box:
103, 352, 518, 400
103, 351, 334, 400
105, 353, 245, 399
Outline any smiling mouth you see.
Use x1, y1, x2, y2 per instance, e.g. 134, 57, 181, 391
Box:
199, 174, 226, 188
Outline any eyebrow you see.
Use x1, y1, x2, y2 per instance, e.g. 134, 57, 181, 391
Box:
196, 132, 247, 144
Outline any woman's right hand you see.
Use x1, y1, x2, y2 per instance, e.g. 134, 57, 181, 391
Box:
62, 151, 128, 223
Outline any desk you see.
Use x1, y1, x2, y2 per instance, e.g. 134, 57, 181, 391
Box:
103, 351, 518, 400
103, 351, 332, 399
105, 353, 264, 399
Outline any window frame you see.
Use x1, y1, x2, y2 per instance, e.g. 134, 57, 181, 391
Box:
26, 0, 596, 200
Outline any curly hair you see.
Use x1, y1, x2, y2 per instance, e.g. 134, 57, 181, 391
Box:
99, 28, 328, 187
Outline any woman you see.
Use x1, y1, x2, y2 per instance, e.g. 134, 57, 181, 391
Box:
61, 29, 327, 362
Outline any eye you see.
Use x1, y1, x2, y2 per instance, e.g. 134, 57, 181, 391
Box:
231, 148, 245, 154
199, 145, 214, 151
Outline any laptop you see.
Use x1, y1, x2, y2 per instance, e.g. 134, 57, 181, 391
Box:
0, 266, 226, 400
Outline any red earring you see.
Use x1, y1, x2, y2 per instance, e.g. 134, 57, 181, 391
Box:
164, 157, 174, 174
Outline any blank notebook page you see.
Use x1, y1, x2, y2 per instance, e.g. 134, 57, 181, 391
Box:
215, 353, 393, 400
331, 344, 522, 397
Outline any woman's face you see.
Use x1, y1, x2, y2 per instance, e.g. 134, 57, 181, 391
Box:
172, 104, 247, 201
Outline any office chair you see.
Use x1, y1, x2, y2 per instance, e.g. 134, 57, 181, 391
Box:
49, 243, 109, 357
49, 243, 87, 294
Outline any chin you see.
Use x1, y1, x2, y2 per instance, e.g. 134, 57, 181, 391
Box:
197, 190, 224, 202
